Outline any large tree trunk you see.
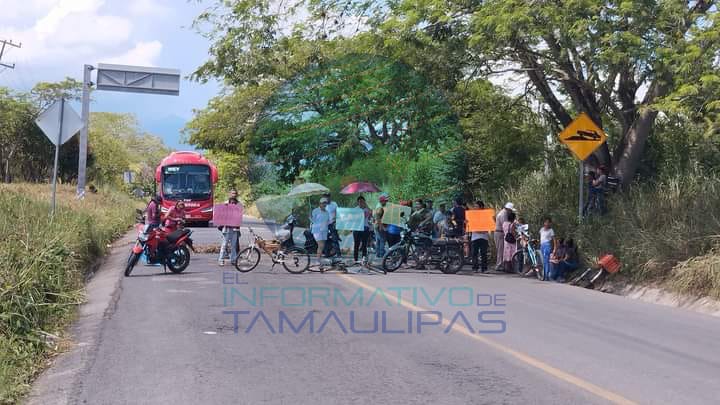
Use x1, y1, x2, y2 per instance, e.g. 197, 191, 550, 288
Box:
613, 109, 658, 185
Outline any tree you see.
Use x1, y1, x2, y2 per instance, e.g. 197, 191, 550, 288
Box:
374, 0, 720, 184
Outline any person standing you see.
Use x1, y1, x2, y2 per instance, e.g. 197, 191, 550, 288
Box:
592, 165, 608, 214
451, 198, 466, 236
374, 194, 389, 258
502, 211, 518, 272
219, 191, 243, 266
433, 203, 447, 238
494, 202, 513, 270
311, 197, 331, 259
539, 217, 556, 281
470, 200, 490, 272
353, 196, 372, 262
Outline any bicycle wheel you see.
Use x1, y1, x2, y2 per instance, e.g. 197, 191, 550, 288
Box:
234, 247, 261, 272
569, 268, 592, 286
511, 251, 525, 275
382, 246, 405, 272
282, 247, 310, 274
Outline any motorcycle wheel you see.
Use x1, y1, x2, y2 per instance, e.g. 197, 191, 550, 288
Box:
125, 251, 141, 277
167, 245, 191, 274
441, 248, 464, 274
382, 247, 404, 272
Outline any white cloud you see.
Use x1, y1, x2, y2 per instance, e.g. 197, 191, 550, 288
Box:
129, 0, 172, 16
103, 40, 163, 66
0, 0, 163, 84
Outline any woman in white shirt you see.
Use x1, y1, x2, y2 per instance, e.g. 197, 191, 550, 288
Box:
311, 198, 331, 259
539, 217, 556, 281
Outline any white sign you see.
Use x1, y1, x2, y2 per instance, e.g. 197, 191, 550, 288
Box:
35, 100, 83, 146
96, 64, 180, 96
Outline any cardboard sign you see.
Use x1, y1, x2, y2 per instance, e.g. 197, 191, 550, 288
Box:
466, 209, 496, 232
381, 203, 412, 226
336, 207, 366, 231
213, 203, 243, 227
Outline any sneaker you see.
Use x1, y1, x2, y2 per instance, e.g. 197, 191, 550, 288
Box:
218, 259, 225, 266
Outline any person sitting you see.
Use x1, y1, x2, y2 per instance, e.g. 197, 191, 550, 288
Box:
550, 239, 578, 282
164, 201, 186, 229
408, 199, 433, 235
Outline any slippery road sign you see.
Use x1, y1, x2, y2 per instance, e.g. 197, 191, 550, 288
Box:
558, 113, 607, 161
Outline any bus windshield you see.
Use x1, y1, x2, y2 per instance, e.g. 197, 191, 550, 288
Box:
162, 165, 212, 200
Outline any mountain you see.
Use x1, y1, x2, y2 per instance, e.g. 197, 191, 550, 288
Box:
141, 114, 195, 151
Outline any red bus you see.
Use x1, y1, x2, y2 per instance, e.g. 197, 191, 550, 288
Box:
155, 151, 219, 226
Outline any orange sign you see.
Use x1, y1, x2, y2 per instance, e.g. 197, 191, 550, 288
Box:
558, 112, 607, 161
466, 209, 495, 232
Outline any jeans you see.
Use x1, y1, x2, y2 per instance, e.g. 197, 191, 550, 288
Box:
471, 238, 489, 271
541, 242, 553, 281
550, 260, 577, 281
353, 230, 369, 261
375, 231, 387, 258
220, 229, 239, 263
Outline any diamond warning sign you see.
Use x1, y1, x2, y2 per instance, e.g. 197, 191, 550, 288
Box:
558, 113, 607, 161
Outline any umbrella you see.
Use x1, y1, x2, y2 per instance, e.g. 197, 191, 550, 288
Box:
340, 181, 381, 194
287, 182, 330, 198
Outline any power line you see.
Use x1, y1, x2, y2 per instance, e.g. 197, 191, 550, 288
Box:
0, 38, 22, 69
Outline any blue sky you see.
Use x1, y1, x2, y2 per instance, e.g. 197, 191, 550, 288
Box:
0, 0, 221, 150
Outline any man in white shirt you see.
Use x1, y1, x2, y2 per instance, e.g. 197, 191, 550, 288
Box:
495, 202, 514, 270
322, 192, 340, 257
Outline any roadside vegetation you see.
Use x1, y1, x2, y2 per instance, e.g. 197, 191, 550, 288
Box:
186, 1, 720, 300
0, 185, 137, 403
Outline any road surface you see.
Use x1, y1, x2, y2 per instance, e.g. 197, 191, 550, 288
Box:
28, 217, 720, 404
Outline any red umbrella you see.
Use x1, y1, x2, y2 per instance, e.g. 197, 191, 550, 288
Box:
340, 181, 381, 194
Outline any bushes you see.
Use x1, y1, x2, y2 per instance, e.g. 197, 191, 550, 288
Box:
498, 168, 720, 298
0, 184, 136, 404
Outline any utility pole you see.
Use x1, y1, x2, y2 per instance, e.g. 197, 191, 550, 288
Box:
0, 39, 21, 69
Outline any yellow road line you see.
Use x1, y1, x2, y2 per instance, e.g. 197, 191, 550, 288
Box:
337, 274, 638, 405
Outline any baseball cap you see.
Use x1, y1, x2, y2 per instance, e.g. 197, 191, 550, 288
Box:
504, 202, 515, 210
320, 197, 329, 204
379, 193, 389, 202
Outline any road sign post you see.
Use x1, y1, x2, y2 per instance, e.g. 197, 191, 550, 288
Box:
558, 113, 607, 221
51, 98, 65, 215
36, 98, 84, 215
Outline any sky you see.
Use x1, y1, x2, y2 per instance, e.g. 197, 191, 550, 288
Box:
0, 0, 221, 150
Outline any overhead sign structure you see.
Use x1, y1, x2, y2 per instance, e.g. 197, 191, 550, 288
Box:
36, 99, 83, 146
95, 64, 181, 96
76, 63, 181, 199
558, 112, 607, 161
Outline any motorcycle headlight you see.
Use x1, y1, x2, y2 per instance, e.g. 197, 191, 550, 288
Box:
139, 233, 148, 242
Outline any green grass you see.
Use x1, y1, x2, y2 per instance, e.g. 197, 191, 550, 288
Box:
0, 184, 137, 404
496, 168, 720, 299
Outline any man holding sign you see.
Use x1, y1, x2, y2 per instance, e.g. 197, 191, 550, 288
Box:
216, 190, 243, 266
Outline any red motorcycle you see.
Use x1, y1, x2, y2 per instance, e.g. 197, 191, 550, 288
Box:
125, 210, 194, 277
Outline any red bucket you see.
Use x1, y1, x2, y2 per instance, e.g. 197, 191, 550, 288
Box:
598, 254, 621, 274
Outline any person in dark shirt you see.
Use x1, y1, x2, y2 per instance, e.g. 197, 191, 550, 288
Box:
451, 198, 466, 237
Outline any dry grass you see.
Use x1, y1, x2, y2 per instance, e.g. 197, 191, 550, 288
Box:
0, 184, 138, 404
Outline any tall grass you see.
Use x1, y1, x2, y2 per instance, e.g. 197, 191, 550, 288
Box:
498, 168, 720, 298
0, 184, 137, 404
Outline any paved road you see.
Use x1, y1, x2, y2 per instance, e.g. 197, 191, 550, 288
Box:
29, 218, 720, 404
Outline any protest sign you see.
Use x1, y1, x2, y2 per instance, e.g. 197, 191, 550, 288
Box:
466, 209, 496, 232
213, 203, 244, 227
335, 207, 365, 231
381, 203, 412, 226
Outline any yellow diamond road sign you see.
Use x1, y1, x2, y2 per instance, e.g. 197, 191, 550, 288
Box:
558, 112, 607, 161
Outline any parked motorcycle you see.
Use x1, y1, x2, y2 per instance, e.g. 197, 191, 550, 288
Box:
302, 228, 341, 257
382, 216, 463, 273
125, 209, 195, 276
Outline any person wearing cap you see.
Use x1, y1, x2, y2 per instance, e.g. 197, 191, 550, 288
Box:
311, 198, 331, 259
495, 202, 514, 270
374, 194, 389, 258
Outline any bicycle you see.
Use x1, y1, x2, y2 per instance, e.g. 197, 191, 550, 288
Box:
569, 254, 621, 289
307, 255, 387, 275
512, 231, 544, 280
234, 228, 311, 274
